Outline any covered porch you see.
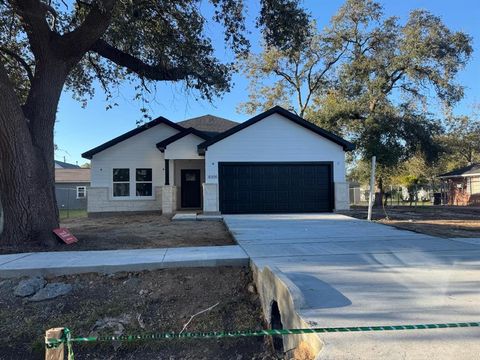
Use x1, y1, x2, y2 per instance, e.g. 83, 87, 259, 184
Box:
162, 159, 205, 213
157, 127, 210, 214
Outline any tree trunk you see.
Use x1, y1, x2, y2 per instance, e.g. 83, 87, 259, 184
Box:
374, 176, 384, 207
0, 59, 66, 248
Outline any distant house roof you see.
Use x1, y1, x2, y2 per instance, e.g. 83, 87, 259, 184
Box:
156, 128, 213, 152
177, 115, 238, 134
82, 116, 185, 159
55, 169, 91, 183
198, 106, 355, 153
54, 160, 80, 169
438, 163, 480, 178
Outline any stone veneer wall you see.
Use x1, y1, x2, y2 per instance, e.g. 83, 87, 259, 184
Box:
202, 183, 219, 214
87, 187, 162, 213
161, 185, 177, 214
334, 182, 350, 211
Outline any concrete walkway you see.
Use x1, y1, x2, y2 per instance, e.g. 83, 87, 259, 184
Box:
224, 214, 480, 360
0, 245, 248, 278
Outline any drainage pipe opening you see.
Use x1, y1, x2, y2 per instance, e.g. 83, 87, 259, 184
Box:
270, 300, 284, 355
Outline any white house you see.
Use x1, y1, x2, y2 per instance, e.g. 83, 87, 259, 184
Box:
82, 106, 354, 214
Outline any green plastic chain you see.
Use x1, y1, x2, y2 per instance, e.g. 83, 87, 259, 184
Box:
45, 321, 480, 359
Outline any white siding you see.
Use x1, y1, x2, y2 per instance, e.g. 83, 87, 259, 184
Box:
204, 113, 346, 183
90, 123, 179, 205
164, 133, 205, 160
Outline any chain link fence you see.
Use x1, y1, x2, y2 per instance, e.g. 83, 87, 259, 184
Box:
349, 184, 440, 207
55, 186, 88, 219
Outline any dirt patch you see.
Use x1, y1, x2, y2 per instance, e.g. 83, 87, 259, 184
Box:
341, 206, 480, 238
0, 267, 277, 360
0, 214, 235, 254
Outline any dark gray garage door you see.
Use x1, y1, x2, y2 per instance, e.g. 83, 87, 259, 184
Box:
219, 162, 333, 214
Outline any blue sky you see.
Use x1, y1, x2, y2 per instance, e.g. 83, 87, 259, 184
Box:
55, 0, 480, 165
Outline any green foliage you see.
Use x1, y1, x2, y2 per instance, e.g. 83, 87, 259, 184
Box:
438, 114, 480, 169
257, 0, 311, 53
239, 22, 345, 117
0, 0, 310, 111
240, 0, 473, 175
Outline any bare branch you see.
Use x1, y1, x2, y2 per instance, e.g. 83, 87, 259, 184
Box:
303, 46, 348, 113
179, 302, 219, 334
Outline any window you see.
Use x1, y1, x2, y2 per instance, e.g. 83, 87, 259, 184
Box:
136, 168, 152, 196
112, 168, 153, 198
113, 168, 130, 197
76, 186, 86, 199
185, 172, 197, 182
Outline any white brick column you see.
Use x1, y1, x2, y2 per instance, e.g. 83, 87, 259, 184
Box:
334, 182, 350, 211
203, 183, 219, 213
162, 185, 177, 214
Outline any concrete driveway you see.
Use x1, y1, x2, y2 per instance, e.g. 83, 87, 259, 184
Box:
223, 214, 480, 359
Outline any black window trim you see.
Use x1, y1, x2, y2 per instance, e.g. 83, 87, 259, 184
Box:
135, 168, 153, 197
112, 168, 130, 197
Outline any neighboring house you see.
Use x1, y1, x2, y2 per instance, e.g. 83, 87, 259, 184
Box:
55, 168, 91, 210
55, 160, 81, 169
438, 164, 480, 206
82, 106, 354, 215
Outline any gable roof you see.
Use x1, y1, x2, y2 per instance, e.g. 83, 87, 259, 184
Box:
177, 115, 238, 134
156, 127, 213, 152
54, 160, 81, 169
198, 106, 355, 153
55, 168, 91, 183
438, 163, 480, 178
82, 116, 185, 159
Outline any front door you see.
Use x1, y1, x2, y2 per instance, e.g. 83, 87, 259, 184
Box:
181, 169, 201, 208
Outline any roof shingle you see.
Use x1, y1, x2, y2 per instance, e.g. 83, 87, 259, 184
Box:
177, 115, 238, 134
55, 169, 91, 183
438, 163, 480, 178
54, 160, 80, 169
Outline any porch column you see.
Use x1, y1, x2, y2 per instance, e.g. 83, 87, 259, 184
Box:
162, 158, 176, 214
165, 159, 169, 185
203, 183, 219, 213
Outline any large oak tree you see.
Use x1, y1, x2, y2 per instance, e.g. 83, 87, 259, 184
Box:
0, 0, 310, 247
240, 0, 473, 189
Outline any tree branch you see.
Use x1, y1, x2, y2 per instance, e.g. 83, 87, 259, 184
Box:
9, 0, 52, 58
87, 53, 108, 92
58, 0, 115, 59
0, 47, 34, 83
303, 45, 348, 113
90, 39, 191, 81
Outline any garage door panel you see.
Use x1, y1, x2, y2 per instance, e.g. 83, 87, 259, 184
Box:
219, 162, 333, 214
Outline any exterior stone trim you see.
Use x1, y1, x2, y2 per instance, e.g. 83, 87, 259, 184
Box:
87, 187, 162, 213
161, 185, 177, 214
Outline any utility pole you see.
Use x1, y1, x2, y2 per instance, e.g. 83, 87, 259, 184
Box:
367, 156, 376, 221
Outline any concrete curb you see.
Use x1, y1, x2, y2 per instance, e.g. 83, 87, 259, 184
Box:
251, 263, 324, 359
0, 246, 249, 278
